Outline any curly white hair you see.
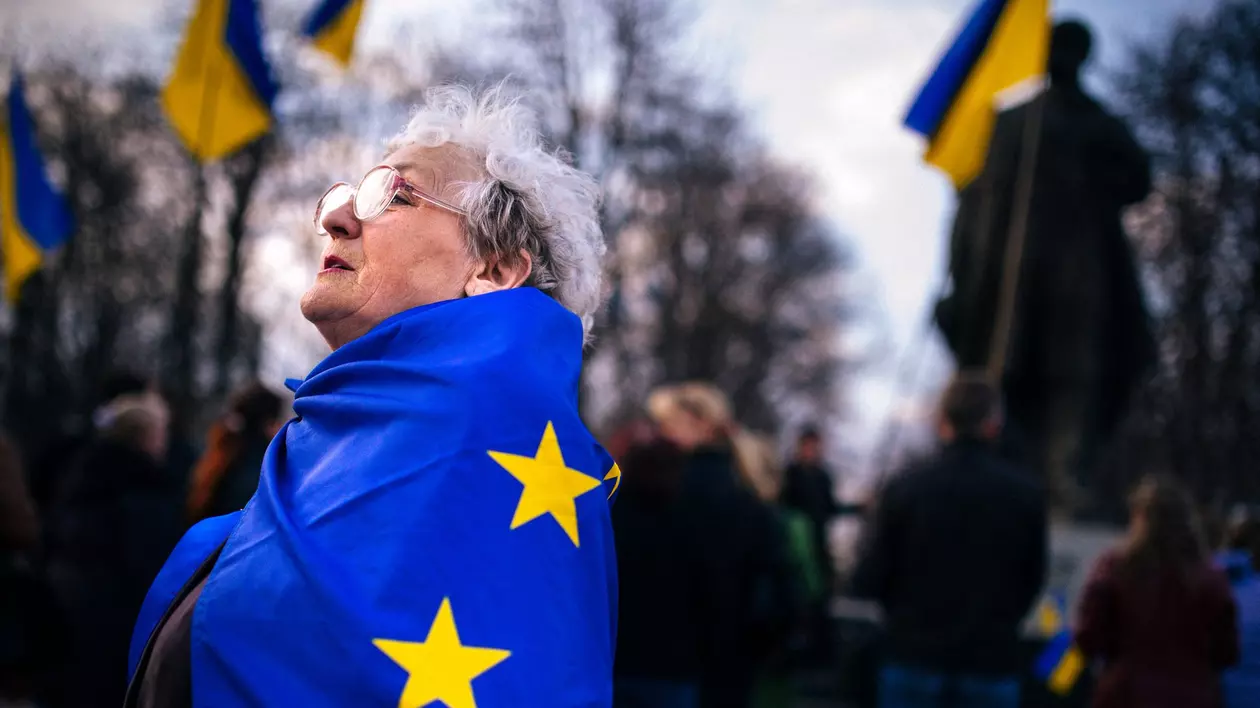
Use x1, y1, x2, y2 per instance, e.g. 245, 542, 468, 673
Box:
387, 83, 606, 339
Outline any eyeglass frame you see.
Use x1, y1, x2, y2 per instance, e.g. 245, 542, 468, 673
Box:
313, 164, 468, 235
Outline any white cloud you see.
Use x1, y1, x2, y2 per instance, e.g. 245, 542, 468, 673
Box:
2, 0, 156, 31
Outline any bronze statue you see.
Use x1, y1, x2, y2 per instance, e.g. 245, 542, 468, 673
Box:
935, 20, 1155, 512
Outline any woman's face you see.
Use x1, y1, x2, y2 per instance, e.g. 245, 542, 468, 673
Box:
300, 145, 477, 349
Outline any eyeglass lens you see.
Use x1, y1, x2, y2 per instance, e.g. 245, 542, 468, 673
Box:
355, 167, 397, 223
315, 167, 401, 234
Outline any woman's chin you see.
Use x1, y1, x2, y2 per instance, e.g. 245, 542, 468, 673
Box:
300, 284, 355, 325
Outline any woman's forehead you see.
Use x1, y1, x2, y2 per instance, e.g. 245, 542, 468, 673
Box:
383, 144, 481, 192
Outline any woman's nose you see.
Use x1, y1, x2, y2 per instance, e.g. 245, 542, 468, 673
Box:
320, 194, 362, 241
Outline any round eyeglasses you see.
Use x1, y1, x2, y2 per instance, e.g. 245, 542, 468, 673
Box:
313, 165, 467, 235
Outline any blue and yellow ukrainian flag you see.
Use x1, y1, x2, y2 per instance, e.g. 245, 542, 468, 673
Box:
903, 0, 1050, 187
0, 73, 74, 302
163, 0, 278, 162
1033, 592, 1085, 695
303, 0, 366, 66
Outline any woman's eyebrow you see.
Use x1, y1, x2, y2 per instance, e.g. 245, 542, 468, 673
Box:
392, 161, 445, 192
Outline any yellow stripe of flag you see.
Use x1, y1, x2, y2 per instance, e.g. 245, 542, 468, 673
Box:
163, 0, 276, 162
1048, 645, 1084, 695
1, 74, 74, 302
0, 128, 42, 301
305, 0, 365, 67
905, 0, 1050, 187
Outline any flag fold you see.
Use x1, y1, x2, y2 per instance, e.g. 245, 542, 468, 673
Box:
163, 0, 278, 162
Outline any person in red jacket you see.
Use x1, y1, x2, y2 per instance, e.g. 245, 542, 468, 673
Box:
1075, 476, 1240, 708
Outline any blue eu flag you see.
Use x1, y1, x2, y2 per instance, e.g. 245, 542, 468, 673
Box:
130, 288, 620, 706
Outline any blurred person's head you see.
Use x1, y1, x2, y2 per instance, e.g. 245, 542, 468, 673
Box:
618, 437, 688, 507
796, 425, 823, 464
1122, 475, 1208, 579
92, 369, 153, 430
226, 381, 286, 439
1226, 507, 1260, 572
646, 382, 780, 500
100, 392, 170, 462
605, 418, 656, 461
646, 382, 733, 451
186, 382, 286, 522
301, 83, 605, 350
937, 371, 1002, 442
1048, 20, 1092, 89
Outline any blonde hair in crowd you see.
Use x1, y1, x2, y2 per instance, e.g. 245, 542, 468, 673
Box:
647, 382, 782, 502
730, 430, 782, 502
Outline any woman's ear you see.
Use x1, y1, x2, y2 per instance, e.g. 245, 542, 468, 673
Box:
464, 249, 532, 297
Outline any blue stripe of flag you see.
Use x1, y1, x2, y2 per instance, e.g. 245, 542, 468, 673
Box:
303, 0, 357, 38
7, 74, 73, 250
903, 0, 1011, 138
1034, 630, 1074, 680
224, 0, 279, 109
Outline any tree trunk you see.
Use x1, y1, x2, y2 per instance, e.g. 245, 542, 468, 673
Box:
165, 164, 208, 434
214, 138, 271, 398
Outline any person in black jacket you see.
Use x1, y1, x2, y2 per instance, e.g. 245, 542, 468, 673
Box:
44, 393, 184, 708
781, 425, 840, 663
612, 438, 706, 708
782, 426, 839, 577
646, 382, 800, 708
28, 370, 151, 516
852, 372, 1048, 708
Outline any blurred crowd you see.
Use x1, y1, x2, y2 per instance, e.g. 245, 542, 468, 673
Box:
609, 382, 843, 708
608, 373, 1260, 708
0, 372, 285, 708
842, 375, 1257, 708
4, 370, 1260, 708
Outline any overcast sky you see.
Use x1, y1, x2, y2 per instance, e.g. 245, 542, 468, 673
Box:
2, 0, 1206, 474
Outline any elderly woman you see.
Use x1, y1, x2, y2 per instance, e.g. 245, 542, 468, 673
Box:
125, 85, 618, 708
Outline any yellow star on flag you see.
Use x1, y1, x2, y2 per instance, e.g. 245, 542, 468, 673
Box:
488, 421, 602, 547
603, 463, 621, 499
373, 598, 511, 708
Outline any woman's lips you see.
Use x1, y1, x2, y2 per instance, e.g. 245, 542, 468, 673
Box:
321, 255, 354, 273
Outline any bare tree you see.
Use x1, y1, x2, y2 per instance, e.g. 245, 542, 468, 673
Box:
212, 136, 273, 398
3, 64, 193, 448
1, 0, 862, 469
496, 0, 860, 433
1104, 0, 1260, 521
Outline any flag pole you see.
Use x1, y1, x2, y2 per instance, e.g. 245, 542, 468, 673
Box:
866, 84, 1047, 481
166, 0, 221, 430
985, 85, 1047, 383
